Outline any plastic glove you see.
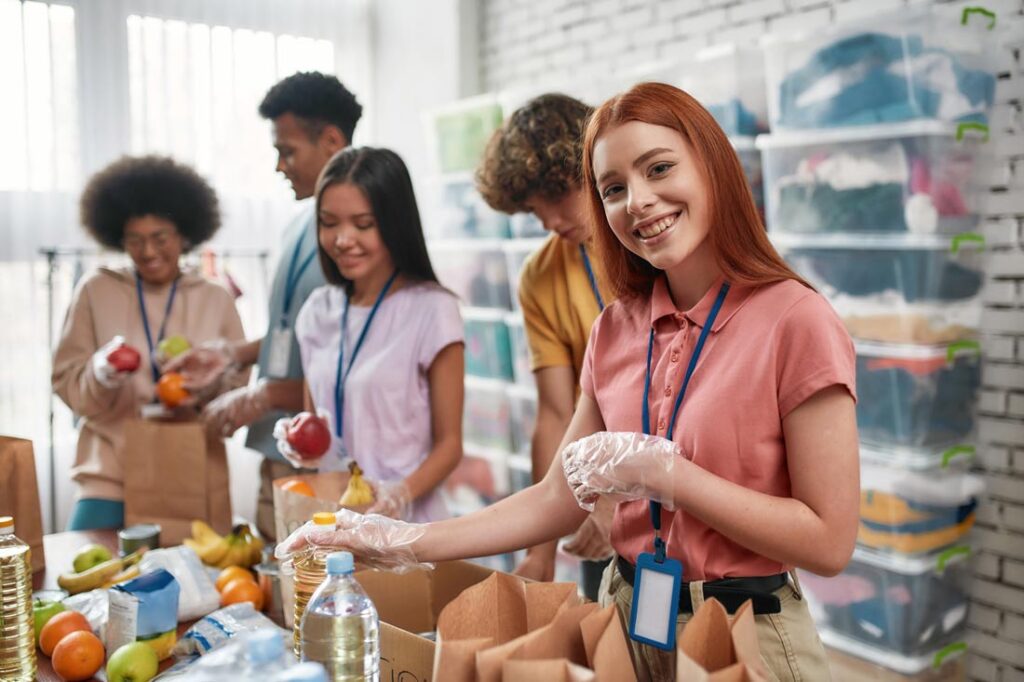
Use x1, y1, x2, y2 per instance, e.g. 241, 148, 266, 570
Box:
163, 340, 233, 393
366, 480, 412, 520
274, 508, 429, 574
272, 408, 333, 469
92, 336, 134, 389
562, 498, 615, 561
561, 431, 679, 512
202, 381, 270, 438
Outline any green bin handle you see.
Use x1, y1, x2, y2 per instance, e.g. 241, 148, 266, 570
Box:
961, 7, 996, 29
942, 445, 976, 467
956, 121, 990, 142
951, 232, 985, 254
937, 545, 971, 573
934, 642, 968, 668
947, 340, 981, 364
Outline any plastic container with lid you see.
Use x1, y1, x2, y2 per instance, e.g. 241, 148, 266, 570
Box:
819, 626, 968, 678
854, 340, 980, 450
507, 384, 537, 455
799, 545, 971, 660
430, 241, 511, 309
773, 232, 984, 344
501, 238, 545, 312
421, 174, 511, 240
505, 314, 532, 388
463, 309, 514, 381
424, 94, 504, 175
463, 376, 513, 452
758, 121, 987, 237
763, 5, 998, 131
858, 456, 984, 554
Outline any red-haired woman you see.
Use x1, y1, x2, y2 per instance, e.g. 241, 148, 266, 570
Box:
279, 82, 859, 681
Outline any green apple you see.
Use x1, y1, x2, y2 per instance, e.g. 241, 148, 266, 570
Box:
72, 543, 113, 573
106, 641, 159, 682
156, 334, 190, 360
33, 599, 66, 646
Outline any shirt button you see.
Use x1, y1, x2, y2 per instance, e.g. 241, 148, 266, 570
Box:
658, 419, 666, 430
664, 386, 671, 397
670, 352, 679, 363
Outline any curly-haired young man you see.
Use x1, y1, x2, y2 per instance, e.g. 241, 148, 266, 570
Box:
166, 72, 363, 540
476, 93, 614, 598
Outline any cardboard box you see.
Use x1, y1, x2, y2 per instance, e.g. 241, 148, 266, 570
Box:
354, 560, 499, 682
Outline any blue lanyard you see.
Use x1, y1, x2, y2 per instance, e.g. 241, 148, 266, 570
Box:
135, 273, 180, 383
333, 271, 399, 438
579, 244, 605, 311
641, 282, 729, 559
281, 218, 318, 327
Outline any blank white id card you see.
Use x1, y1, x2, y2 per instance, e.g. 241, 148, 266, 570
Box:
266, 327, 293, 378
629, 553, 683, 650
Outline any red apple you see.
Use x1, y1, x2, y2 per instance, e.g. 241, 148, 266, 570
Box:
107, 344, 141, 373
286, 412, 331, 459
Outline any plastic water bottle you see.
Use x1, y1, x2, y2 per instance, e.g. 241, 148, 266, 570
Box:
243, 628, 291, 674
185, 629, 292, 680
300, 551, 380, 682
274, 661, 329, 681
0, 516, 35, 681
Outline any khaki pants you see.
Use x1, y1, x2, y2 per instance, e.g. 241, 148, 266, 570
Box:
256, 458, 314, 543
599, 559, 832, 682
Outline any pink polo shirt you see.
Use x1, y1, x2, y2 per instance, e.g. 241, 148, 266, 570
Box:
580, 276, 856, 581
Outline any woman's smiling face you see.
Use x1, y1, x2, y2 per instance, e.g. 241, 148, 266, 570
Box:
591, 120, 711, 273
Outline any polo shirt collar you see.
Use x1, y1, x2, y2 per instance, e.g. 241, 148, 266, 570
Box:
649, 275, 753, 332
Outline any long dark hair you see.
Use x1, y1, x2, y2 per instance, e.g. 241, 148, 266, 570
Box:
314, 147, 439, 289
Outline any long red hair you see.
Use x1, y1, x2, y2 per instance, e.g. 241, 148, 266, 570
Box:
582, 82, 808, 299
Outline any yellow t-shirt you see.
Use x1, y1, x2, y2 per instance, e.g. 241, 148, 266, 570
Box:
518, 235, 611, 394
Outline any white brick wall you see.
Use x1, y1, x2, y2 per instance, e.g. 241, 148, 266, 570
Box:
479, 1, 1024, 680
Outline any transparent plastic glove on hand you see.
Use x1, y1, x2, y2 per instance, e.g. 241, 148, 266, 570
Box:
366, 480, 412, 520
163, 340, 232, 393
274, 508, 429, 574
273, 408, 332, 469
203, 381, 270, 438
92, 335, 132, 388
561, 431, 679, 512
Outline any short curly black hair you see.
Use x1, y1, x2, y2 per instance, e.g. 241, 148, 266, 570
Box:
258, 71, 363, 144
79, 155, 221, 251
476, 93, 593, 214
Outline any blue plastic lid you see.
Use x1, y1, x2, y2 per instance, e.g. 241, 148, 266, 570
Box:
246, 628, 283, 664
326, 551, 354, 575
277, 662, 329, 681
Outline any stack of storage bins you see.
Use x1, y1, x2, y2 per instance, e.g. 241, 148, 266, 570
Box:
758, 5, 997, 678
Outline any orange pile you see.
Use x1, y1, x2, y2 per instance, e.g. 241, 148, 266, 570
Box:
215, 565, 264, 611
39, 610, 105, 681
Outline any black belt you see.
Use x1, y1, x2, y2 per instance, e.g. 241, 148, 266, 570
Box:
617, 556, 786, 615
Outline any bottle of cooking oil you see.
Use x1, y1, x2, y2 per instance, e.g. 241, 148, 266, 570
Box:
301, 551, 379, 682
293, 512, 337, 658
0, 516, 36, 681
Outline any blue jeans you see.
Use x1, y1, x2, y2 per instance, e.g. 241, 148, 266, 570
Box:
67, 498, 124, 530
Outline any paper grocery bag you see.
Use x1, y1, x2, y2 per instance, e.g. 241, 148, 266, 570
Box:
271, 471, 353, 544
579, 603, 638, 682
122, 418, 231, 546
503, 659, 596, 681
0, 436, 46, 572
676, 599, 768, 682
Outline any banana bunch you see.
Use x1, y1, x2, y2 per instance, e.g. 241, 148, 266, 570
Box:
57, 548, 146, 595
339, 462, 374, 507
183, 520, 264, 569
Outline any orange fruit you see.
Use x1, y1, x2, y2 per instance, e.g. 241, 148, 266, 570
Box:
156, 372, 189, 407
216, 565, 255, 592
51, 630, 104, 681
40, 610, 91, 656
280, 478, 315, 498
220, 577, 264, 611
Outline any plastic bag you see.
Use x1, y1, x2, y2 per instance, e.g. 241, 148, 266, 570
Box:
173, 602, 287, 657
140, 545, 220, 621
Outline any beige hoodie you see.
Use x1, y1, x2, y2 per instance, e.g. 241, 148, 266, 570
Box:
51, 266, 246, 501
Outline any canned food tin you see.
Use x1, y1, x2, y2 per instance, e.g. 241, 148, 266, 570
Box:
118, 523, 161, 555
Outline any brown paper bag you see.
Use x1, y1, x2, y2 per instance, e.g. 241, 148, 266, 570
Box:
579, 603, 638, 682
271, 471, 354, 545
503, 659, 596, 681
121, 418, 231, 546
0, 436, 46, 572
676, 599, 769, 682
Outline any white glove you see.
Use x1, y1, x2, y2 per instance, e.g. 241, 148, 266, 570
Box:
274, 508, 429, 574
162, 340, 234, 393
202, 381, 270, 437
366, 480, 413, 520
272, 408, 334, 469
562, 431, 679, 512
92, 336, 132, 389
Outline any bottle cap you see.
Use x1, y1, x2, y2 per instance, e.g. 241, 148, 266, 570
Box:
312, 512, 336, 526
245, 628, 283, 664
326, 551, 354, 575
0, 516, 13, 535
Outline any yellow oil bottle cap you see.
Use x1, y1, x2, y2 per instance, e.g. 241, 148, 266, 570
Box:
312, 512, 336, 525
0, 516, 13, 528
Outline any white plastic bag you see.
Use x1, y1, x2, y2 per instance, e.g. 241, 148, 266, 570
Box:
173, 602, 287, 656
139, 545, 220, 621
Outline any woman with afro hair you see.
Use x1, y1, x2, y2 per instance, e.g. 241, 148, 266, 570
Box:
52, 155, 246, 530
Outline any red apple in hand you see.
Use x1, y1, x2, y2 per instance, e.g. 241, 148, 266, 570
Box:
107, 343, 141, 373
286, 412, 331, 459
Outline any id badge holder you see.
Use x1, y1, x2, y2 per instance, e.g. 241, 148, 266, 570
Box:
267, 326, 292, 378
629, 548, 683, 651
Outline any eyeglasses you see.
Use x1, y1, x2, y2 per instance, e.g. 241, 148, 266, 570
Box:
123, 231, 178, 252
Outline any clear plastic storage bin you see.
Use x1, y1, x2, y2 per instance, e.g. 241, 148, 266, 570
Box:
799, 545, 970, 660
774, 233, 984, 344
859, 441, 976, 472
506, 314, 532, 388
733, 137, 764, 221
763, 6, 997, 131
758, 121, 986, 236
858, 456, 983, 554
422, 175, 511, 240
463, 377, 513, 452
425, 95, 504, 175
820, 627, 968, 678
507, 384, 537, 455
430, 242, 511, 309
855, 341, 980, 450
502, 239, 545, 312
464, 309, 514, 381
